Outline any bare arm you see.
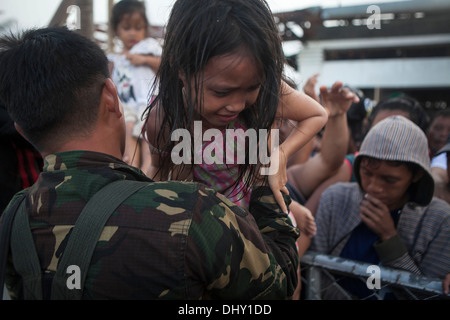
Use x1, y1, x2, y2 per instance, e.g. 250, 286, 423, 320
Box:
126, 53, 161, 73
284, 73, 321, 167
431, 161, 449, 202
432, 167, 448, 184
304, 161, 353, 215
276, 81, 329, 161
287, 82, 358, 199
267, 81, 328, 212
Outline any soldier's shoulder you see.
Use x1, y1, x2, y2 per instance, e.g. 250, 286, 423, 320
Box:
143, 180, 201, 194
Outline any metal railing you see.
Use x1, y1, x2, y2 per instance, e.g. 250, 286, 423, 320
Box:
4, 250, 448, 300
300, 251, 449, 300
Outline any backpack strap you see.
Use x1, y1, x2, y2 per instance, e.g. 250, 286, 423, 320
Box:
51, 179, 149, 300
10, 197, 43, 299
8, 179, 149, 300
0, 194, 27, 300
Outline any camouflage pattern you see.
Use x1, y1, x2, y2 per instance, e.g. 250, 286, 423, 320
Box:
4, 151, 299, 300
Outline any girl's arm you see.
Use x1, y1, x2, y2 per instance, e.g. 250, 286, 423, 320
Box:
287, 82, 359, 199
126, 53, 162, 73
269, 81, 359, 213
276, 80, 329, 161
267, 81, 328, 213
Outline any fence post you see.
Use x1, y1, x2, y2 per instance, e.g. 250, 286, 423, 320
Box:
305, 265, 322, 300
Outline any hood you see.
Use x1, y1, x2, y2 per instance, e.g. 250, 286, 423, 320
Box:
354, 115, 434, 206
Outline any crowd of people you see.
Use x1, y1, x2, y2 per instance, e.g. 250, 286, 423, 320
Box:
0, 0, 448, 300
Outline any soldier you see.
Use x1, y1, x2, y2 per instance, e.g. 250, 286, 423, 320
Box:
0, 27, 299, 300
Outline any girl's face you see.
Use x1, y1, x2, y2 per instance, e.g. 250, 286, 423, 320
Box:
116, 12, 147, 51
184, 51, 262, 130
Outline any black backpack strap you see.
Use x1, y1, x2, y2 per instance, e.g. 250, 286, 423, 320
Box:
50, 179, 149, 300
10, 198, 43, 299
5, 179, 148, 300
0, 194, 27, 300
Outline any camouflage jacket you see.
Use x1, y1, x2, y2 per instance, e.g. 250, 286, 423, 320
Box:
4, 151, 299, 300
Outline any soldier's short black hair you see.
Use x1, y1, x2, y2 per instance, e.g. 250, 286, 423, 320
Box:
0, 27, 110, 150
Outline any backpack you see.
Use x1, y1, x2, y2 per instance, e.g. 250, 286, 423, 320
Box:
0, 179, 149, 300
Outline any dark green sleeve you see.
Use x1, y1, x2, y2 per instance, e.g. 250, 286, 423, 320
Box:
185, 185, 299, 300
373, 234, 408, 265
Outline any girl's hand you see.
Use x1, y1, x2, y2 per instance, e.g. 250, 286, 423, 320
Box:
126, 53, 148, 66
126, 53, 161, 72
359, 193, 397, 241
267, 147, 290, 213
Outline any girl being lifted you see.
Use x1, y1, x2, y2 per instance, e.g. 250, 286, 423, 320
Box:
145, 0, 328, 213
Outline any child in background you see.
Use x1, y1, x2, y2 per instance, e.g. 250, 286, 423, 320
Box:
108, 0, 162, 174
145, 0, 328, 215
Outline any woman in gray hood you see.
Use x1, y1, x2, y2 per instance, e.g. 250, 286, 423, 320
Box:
311, 115, 450, 299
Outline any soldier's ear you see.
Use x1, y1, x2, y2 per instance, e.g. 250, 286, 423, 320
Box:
102, 78, 122, 118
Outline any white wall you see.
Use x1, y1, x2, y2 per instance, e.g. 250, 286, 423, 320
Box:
298, 34, 450, 89
320, 57, 450, 88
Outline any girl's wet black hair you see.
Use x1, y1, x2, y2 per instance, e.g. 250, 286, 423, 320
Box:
146, 0, 285, 196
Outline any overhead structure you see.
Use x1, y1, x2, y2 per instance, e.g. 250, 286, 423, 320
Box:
274, 0, 450, 112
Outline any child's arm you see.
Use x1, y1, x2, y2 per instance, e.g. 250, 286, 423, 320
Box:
126, 53, 161, 73
267, 80, 328, 213
287, 82, 359, 203
276, 80, 329, 159
271, 81, 360, 213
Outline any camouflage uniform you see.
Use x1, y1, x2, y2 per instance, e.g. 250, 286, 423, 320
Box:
4, 151, 299, 299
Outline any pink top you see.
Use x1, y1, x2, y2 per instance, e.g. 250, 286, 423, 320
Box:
193, 118, 252, 208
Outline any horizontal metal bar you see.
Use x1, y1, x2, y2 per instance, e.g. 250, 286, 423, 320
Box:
301, 251, 445, 295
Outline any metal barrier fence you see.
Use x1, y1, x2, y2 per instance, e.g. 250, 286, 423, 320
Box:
300, 251, 449, 300
4, 251, 448, 300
